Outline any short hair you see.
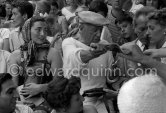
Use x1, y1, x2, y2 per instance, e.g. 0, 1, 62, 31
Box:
0, 73, 12, 93
51, 1, 59, 9
12, 0, 34, 19
117, 13, 133, 24
36, 0, 51, 14
45, 76, 81, 111
30, 16, 46, 28
89, 1, 108, 17
147, 8, 166, 26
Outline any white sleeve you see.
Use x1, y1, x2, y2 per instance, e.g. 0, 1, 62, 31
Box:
62, 38, 87, 78
1, 28, 10, 39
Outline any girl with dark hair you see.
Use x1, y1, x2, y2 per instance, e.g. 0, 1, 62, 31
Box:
143, 8, 166, 63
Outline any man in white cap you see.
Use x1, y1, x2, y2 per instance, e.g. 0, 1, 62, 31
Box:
62, 11, 115, 113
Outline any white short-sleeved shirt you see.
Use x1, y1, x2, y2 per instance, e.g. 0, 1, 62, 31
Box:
0, 50, 11, 73
15, 104, 34, 113
62, 37, 114, 94
0, 28, 10, 49
9, 27, 24, 52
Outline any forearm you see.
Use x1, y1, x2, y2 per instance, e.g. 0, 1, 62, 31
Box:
141, 56, 166, 83
157, 48, 166, 57
80, 50, 93, 63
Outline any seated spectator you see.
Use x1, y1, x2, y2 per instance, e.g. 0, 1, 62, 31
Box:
9, 16, 62, 112
9, 0, 34, 52
45, 76, 98, 113
0, 73, 34, 113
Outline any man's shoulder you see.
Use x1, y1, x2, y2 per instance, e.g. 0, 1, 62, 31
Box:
62, 37, 76, 45
15, 104, 33, 113
9, 27, 20, 36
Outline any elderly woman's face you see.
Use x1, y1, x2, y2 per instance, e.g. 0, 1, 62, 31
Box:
146, 0, 158, 9
67, 93, 84, 113
31, 21, 47, 44
146, 19, 165, 45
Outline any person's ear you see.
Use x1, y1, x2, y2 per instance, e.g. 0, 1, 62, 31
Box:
23, 14, 28, 21
78, 23, 84, 31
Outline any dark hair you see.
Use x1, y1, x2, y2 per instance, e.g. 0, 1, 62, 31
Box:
147, 8, 166, 26
30, 16, 46, 28
117, 13, 133, 24
0, 73, 12, 93
69, 0, 84, 7
45, 76, 81, 111
12, 1, 34, 19
51, 1, 59, 9
84, 0, 93, 7
89, 1, 108, 17
36, 0, 51, 14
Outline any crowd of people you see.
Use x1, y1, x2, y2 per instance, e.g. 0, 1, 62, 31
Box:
1, 0, 166, 113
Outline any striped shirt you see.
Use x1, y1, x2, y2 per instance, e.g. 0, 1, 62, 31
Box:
107, 5, 121, 43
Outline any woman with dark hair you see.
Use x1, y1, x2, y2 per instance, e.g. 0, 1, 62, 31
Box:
46, 76, 98, 113
143, 8, 166, 63
9, 16, 63, 112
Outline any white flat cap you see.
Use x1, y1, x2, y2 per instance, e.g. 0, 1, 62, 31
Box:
77, 11, 110, 26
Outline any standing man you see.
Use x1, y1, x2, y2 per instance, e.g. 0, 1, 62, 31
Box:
62, 11, 115, 113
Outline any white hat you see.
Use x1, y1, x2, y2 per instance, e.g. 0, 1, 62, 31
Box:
77, 11, 110, 26
118, 74, 166, 113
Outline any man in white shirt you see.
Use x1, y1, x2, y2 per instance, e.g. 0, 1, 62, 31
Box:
0, 73, 33, 113
62, 11, 115, 113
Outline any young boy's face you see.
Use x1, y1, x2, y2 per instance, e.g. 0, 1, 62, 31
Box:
119, 21, 133, 39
